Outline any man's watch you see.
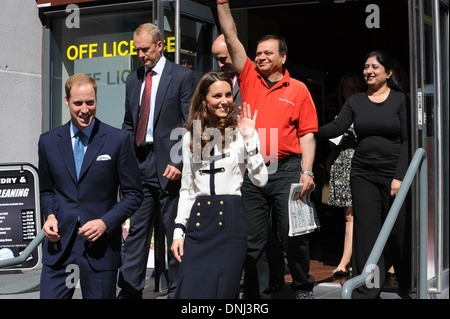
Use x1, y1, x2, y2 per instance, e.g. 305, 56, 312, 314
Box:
301, 170, 314, 179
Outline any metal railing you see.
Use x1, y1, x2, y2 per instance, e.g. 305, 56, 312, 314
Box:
0, 231, 45, 269
0, 148, 430, 298
341, 148, 428, 299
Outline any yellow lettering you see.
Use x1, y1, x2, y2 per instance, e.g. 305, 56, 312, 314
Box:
67, 40, 140, 60
166, 37, 175, 53
79, 44, 88, 59
103, 42, 112, 57
117, 41, 128, 56
129, 40, 136, 55
89, 43, 98, 59
67, 45, 78, 60
113, 41, 117, 56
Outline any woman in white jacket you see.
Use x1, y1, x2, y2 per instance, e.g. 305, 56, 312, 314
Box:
171, 71, 268, 299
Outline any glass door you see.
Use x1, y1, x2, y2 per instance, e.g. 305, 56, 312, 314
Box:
408, 0, 449, 298
44, 0, 216, 130
161, 0, 217, 81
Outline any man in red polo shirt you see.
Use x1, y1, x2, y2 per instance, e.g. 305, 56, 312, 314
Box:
217, 1, 318, 299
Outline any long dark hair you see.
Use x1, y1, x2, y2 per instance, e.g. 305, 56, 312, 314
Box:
185, 70, 238, 155
365, 50, 404, 92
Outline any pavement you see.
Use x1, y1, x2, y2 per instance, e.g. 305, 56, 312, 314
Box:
0, 266, 406, 300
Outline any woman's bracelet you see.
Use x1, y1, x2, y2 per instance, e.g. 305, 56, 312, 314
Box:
217, 0, 228, 4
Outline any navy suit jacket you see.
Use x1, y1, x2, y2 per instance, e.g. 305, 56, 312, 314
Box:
38, 119, 143, 271
122, 59, 195, 191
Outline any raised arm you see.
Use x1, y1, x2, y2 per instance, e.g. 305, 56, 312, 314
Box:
217, 1, 248, 74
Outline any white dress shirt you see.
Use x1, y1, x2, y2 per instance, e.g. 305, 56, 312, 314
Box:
70, 118, 95, 152
173, 130, 268, 239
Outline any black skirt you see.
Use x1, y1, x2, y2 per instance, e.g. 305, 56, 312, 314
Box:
175, 195, 247, 299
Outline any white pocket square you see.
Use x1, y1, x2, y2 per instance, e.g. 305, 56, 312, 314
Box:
96, 154, 112, 161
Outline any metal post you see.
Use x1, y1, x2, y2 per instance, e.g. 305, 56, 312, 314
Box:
429, 0, 443, 295
418, 156, 428, 298
175, 0, 180, 64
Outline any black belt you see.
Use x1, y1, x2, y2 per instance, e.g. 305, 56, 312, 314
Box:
265, 154, 301, 166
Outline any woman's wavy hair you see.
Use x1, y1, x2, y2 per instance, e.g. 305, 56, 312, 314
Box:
185, 70, 238, 156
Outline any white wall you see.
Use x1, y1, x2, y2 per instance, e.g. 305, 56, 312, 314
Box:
0, 0, 43, 167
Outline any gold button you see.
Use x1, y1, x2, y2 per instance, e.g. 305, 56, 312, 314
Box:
219, 211, 223, 216
249, 152, 253, 155
196, 212, 201, 217
196, 222, 200, 227
218, 222, 223, 226
197, 202, 201, 206
221, 168, 224, 172
220, 201, 224, 205
207, 201, 211, 205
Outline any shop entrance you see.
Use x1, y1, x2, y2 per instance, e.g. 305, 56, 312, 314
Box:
202, 0, 412, 288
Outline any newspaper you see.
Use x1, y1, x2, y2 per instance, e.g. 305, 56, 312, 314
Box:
329, 134, 343, 146
288, 183, 317, 236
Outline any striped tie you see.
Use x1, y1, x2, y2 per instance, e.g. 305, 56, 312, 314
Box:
136, 70, 154, 146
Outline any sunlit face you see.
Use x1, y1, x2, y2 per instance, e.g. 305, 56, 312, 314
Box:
212, 35, 235, 74
255, 38, 286, 77
65, 84, 96, 131
203, 81, 233, 119
133, 31, 163, 68
363, 56, 392, 89
214, 53, 234, 74
212, 46, 234, 74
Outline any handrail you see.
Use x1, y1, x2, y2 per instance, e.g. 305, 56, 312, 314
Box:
0, 230, 45, 269
428, 0, 443, 295
341, 148, 428, 299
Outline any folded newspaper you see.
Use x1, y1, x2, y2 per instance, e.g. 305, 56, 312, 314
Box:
288, 183, 317, 236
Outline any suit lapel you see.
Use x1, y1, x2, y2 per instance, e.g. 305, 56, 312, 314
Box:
153, 61, 173, 126
79, 119, 105, 181
57, 122, 78, 184
129, 67, 146, 131
233, 83, 240, 103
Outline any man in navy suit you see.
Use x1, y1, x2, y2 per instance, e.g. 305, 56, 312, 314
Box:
38, 74, 143, 299
117, 23, 195, 299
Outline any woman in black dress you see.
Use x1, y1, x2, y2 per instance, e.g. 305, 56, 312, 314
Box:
318, 51, 409, 298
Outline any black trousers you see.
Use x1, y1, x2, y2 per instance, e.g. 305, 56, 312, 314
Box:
118, 147, 180, 298
241, 155, 314, 298
350, 170, 409, 299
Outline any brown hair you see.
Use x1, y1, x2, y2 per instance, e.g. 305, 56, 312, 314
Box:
134, 23, 162, 43
65, 73, 97, 100
185, 70, 238, 156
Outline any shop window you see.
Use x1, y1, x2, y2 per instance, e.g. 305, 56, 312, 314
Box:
49, 8, 214, 129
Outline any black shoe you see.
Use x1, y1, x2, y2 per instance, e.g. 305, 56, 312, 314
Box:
332, 269, 350, 278
296, 290, 314, 299
270, 273, 285, 292
117, 289, 143, 299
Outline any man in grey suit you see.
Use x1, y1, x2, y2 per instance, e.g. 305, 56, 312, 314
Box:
118, 23, 196, 299
211, 34, 241, 106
